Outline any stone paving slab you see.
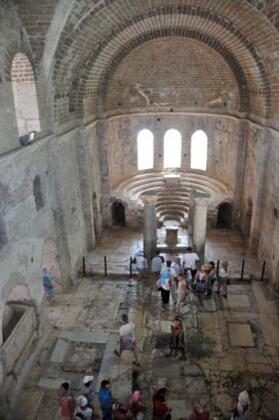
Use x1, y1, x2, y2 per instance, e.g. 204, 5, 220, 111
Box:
228, 323, 255, 347
50, 338, 70, 363
59, 330, 109, 343
168, 400, 192, 420
226, 294, 250, 308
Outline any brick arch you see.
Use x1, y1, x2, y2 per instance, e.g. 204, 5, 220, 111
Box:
4, 41, 37, 83
95, 30, 249, 115
52, 6, 272, 122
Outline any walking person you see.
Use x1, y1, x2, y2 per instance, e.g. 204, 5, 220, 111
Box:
99, 379, 114, 420
206, 261, 216, 296
176, 275, 188, 313
114, 314, 141, 366
58, 381, 76, 420
42, 266, 55, 302
183, 247, 200, 277
82, 375, 95, 409
152, 387, 172, 420
194, 265, 208, 305
158, 260, 173, 309
151, 251, 163, 287
130, 390, 145, 420
75, 396, 93, 419
165, 316, 186, 360
189, 402, 209, 420
216, 260, 229, 298
230, 390, 250, 420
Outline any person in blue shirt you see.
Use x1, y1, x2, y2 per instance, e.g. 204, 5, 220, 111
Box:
99, 379, 113, 420
41, 267, 55, 302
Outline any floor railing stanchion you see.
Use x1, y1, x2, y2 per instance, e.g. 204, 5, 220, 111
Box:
82, 256, 86, 277
260, 260, 266, 282
240, 259, 245, 281
104, 256, 107, 277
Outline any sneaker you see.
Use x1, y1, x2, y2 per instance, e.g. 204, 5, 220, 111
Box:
114, 350, 121, 357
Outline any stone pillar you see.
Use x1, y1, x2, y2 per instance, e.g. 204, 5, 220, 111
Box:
187, 189, 195, 239
192, 197, 208, 263
143, 203, 157, 262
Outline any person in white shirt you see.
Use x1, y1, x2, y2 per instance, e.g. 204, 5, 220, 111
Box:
151, 251, 163, 276
114, 314, 140, 366
216, 260, 229, 298
183, 247, 200, 277
76, 396, 93, 419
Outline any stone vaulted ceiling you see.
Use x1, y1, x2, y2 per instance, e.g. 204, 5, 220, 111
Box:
14, 0, 279, 124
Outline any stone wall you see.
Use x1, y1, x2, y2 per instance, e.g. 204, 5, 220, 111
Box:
240, 122, 279, 287
106, 113, 240, 191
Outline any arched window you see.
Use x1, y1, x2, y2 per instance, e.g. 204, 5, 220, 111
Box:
137, 129, 154, 170
11, 53, 41, 136
164, 129, 182, 168
191, 130, 208, 170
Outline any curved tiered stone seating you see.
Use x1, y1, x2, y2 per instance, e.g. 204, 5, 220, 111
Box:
113, 171, 233, 223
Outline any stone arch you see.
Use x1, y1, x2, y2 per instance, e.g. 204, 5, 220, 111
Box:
33, 175, 44, 211
111, 200, 126, 227
216, 202, 233, 228
11, 52, 41, 136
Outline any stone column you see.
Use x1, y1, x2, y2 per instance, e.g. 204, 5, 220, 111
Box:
143, 203, 157, 262
187, 189, 195, 238
192, 197, 208, 263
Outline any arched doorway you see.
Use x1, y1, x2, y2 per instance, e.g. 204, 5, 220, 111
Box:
112, 201, 126, 226
216, 202, 232, 228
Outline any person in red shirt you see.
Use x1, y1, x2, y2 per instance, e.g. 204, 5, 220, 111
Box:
58, 381, 76, 420
189, 402, 209, 420
153, 387, 172, 420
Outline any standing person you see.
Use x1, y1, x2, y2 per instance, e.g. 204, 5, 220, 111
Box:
130, 390, 145, 420
58, 381, 76, 420
158, 260, 173, 308
206, 261, 216, 296
216, 260, 229, 298
99, 379, 113, 420
114, 314, 140, 366
176, 275, 188, 313
165, 316, 186, 360
189, 402, 209, 420
75, 396, 93, 419
151, 251, 163, 282
152, 387, 172, 420
135, 251, 146, 278
172, 257, 184, 278
194, 266, 208, 305
42, 266, 55, 302
183, 247, 200, 277
82, 375, 95, 409
231, 390, 250, 420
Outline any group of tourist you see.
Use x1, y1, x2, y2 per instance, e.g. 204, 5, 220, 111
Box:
151, 247, 230, 310
58, 376, 94, 419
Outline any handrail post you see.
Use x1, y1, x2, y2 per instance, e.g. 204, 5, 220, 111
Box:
260, 260, 266, 282
240, 259, 245, 281
129, 256, 133, 277
216, 259, 220, 277
82, 256, 86, 277
104, 256, 107, 277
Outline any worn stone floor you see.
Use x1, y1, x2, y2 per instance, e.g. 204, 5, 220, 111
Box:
86, 228, 259, 278
13, 271, 279, 419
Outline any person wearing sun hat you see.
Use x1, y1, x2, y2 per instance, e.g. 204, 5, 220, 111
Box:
75, 395, 93, 419
82, 375, 95, 409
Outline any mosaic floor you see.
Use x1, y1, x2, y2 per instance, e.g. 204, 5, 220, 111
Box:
13, 272, 279, 419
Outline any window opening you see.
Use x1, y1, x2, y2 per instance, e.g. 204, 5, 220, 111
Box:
137, 129, 154, 170
164, 129, 182, 168
191, 130, 208, 170
11, 53, 41, 136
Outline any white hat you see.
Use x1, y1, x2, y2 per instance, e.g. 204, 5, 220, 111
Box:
78, 395, 88, 408
83, 375, 94, 384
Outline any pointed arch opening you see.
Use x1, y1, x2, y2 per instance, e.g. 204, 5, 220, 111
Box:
164, 129, 182, 169
11, 53, 41, 136
137, 129, 154, 170
191, 130, 208, 171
